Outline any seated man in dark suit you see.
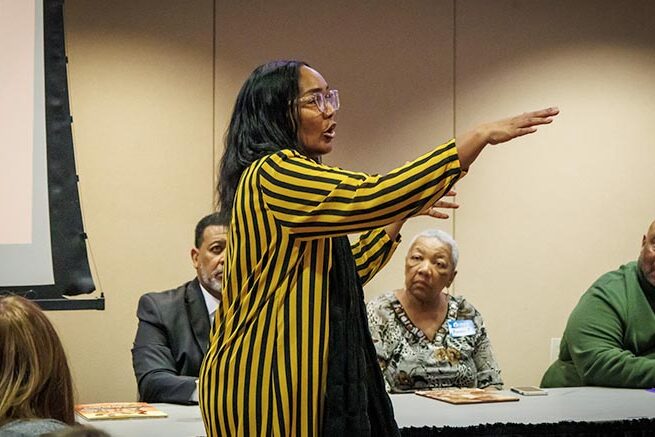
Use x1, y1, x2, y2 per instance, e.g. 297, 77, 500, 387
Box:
542, 219, 655, 388
131, 213, 226, 404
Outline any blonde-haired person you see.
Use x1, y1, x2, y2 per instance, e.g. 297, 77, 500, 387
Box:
0, 295, 75, 436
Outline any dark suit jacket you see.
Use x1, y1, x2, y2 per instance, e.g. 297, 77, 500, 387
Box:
131, 278, 210, 404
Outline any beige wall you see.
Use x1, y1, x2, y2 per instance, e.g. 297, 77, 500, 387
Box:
453, 0, 655, 385
50, 0, 215, 403
51, 0, 654, 403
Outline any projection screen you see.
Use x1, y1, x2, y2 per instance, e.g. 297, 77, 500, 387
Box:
0, 0, 99, 310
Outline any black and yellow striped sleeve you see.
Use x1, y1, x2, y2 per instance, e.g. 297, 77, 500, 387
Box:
258, 139, 461, 239
351, 228, 400, 285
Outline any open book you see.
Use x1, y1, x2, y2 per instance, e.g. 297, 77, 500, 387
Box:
416, 388, 519, 404
75, 402, 168, 420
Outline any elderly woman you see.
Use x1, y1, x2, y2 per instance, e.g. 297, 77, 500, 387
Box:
367, 229, 502, 392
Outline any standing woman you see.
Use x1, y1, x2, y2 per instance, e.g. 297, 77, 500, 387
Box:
199, 60, 558, 436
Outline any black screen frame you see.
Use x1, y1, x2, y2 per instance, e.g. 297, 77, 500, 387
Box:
0, 0, 102, 311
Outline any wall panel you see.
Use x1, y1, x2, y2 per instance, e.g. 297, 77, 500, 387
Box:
50, 0, 215, 402
454, 0, 655, 386
214, 0, 456, 298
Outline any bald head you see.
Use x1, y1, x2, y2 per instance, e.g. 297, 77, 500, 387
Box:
647, 220, 655, 236
638, 220, 655, 287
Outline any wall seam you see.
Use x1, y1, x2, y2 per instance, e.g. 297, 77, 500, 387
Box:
212, 0, 217, 211
452, 0, 458, 295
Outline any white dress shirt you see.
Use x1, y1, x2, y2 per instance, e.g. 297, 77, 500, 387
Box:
190, 282, 221, 402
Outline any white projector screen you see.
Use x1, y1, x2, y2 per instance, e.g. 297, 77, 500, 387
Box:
0, 0, 54, 285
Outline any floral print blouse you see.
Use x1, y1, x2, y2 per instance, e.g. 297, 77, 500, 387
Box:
366, 292, 503, 392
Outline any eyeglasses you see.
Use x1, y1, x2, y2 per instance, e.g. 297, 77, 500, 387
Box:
297, 89, 340, 114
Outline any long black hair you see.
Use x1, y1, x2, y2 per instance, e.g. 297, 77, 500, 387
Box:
217, 60, 308, 223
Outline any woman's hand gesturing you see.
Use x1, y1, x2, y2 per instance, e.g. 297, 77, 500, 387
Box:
421, 190, 459, 219
482, 107, 560, 145
456, 106, 559, 170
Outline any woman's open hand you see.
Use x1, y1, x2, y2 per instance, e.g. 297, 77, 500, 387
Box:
456, 106, 559, 170
384, 191, 459, 240
421, 190, 459, 219
481, 107, 560, 145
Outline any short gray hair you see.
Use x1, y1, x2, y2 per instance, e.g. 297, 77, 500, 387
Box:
408, 229, 459, 268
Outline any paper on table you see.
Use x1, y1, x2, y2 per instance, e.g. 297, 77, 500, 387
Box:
75, 402, 168, 420
416, 388, 519, 405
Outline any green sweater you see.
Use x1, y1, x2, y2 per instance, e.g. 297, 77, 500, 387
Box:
541, 262, 655, 388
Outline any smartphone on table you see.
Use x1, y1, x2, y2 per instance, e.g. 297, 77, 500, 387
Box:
510, 386, 548, 396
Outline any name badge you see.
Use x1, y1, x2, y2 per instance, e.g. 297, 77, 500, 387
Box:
447, 319, 476, 337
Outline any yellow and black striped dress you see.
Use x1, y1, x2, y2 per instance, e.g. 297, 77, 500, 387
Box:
199, 140, 462, 436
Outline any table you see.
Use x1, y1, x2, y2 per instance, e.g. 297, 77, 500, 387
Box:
77, 387, 655, 436
394, 387, 655, 435
393, 386, 655, 427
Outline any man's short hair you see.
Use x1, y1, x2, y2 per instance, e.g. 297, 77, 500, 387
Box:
194, 213, 226, 248
408, 229, 459, 269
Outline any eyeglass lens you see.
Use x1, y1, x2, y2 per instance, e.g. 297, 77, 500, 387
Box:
317, 90, 340, 113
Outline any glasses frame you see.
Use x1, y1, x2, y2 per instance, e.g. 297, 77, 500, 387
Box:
297, 89, 340, 115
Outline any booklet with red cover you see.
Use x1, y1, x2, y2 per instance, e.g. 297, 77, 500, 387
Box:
75, 402, 168, 420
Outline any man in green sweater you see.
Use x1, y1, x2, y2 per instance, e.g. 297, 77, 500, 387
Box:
542, 219, 655, 388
